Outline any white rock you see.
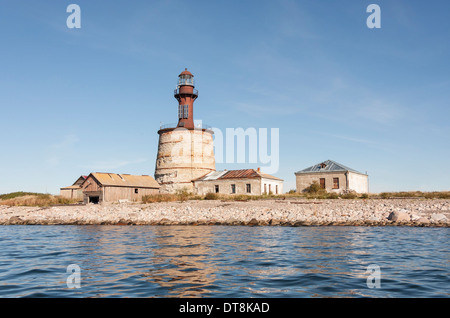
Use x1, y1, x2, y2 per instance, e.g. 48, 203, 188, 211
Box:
431, 213, 448, 222
387, 211, 410, 222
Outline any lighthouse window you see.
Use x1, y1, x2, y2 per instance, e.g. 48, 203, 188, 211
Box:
178, 105, 189, 119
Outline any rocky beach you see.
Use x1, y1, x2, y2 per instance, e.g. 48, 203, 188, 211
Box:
1, 198, 449, 227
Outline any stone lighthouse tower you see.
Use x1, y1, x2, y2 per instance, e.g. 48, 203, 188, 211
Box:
154, 69, 215, 193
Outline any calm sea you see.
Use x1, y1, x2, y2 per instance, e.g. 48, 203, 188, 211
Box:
0, 225, 448, 298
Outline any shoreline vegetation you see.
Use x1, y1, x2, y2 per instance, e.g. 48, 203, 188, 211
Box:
1, 190, 450, 207
0, 191, 449, 227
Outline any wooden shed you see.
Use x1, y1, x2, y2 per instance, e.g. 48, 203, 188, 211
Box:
81, 173, 160, 204
60, 175, 87, 201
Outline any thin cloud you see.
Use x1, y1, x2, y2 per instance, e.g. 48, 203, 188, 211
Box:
233, 101, 302, 117
356, 100, 404, 125
314, 132, 379, 145
46, 134, 79, 166
80, 158, 149, 171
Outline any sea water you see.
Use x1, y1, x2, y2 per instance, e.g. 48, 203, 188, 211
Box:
0, 225, 448, 297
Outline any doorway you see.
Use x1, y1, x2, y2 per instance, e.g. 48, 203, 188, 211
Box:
89, 196, 100, 204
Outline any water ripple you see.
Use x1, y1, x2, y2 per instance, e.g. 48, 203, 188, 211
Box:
0, 225, 448, 297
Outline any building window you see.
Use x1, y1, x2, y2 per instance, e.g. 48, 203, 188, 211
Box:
269, 184, 272, 194
264, 184, 267, 194
246, 184, 251, 193
178, 105, 189, 119
276, 185, 278, 194
135, 188, 139, 194
215, 185, 219, 193
231, 184, 236, 194
333, 178, 339, 189
320, 178, 326, 189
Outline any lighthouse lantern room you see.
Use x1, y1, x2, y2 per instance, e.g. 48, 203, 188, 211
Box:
174, 68, 198, 129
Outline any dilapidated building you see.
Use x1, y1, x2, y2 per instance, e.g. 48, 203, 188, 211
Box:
295, 160, 369, 194
194, 168, 283, 196
81, 173, 160, 204
60, 175, 87, 201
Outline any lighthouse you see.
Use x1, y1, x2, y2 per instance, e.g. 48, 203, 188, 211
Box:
154, 69, 216, 193
174, 68, 197, 129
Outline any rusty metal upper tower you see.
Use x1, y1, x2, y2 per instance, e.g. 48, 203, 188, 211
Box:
174, 68, 198, 129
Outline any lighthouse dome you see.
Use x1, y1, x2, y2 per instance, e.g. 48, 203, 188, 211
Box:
179, 68, 193, 77
178, 68, 194, 87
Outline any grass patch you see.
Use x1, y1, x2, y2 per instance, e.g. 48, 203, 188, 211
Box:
0, 193, 79, 207
376, 191, 450, 199
204, 192, 219, 200
0, 192, 45, 201
141, 194, 179, 203
140, 190, 450, 204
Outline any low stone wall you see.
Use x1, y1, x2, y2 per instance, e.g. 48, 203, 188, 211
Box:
0, 199, 449, 227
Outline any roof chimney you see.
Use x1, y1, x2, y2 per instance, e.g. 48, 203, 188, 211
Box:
257, 167, 261, 173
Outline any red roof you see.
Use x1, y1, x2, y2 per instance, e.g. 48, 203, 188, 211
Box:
219, 169, 260, 179
193, 169, 283, 181
179, 68, 193, 77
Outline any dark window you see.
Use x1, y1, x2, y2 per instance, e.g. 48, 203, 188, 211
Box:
269, 184, 272, 194
246, 184, 251, 193
333, 178, 339, 189
215, 185, 219, 193
135, 188, 139, 194
231, 184, 236, 194
276, 185, 278, 194
320, 178, 326, 189
264, 184, 267, 194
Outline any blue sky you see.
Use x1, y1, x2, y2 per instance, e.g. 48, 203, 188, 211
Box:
0, 0, 449, 194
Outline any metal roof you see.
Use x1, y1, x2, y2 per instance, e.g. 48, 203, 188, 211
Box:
194, 169, 283, 181
295, 160, 366, 175
89, 173, 161, 188
179, 68, 193, 77
220, 169, 260, 179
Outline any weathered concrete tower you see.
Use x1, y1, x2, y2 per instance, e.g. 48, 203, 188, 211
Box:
154, 69, 215, 193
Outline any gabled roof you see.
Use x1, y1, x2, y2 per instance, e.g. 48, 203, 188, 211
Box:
73, 175, 87, 186
295, 160, 366, 175
61, 175, 87, 190
86, 173, 160, 188
194, 169, 283, 181
220, 169, 260, 179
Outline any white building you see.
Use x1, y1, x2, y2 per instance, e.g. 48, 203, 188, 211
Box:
194, 168, 284, 196
295, 160, 369, 194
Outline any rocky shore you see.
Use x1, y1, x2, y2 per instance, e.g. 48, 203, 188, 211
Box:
1, 198, 449, 227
